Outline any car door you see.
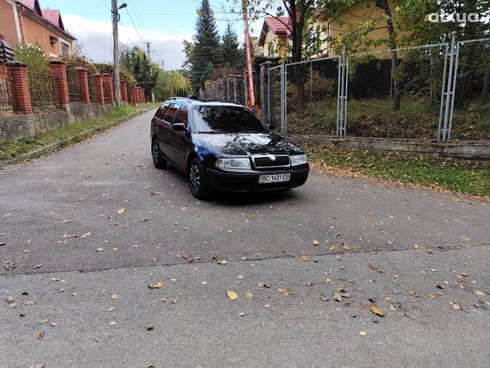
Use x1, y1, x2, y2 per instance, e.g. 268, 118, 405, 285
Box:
160, 103, 179, 162
169, 104, 192, 170
153, 102, 169, 144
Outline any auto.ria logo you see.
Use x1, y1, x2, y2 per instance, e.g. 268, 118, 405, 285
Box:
427, 12, 482, 23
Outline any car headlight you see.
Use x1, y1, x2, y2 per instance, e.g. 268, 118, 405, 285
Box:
216, 158, 251, 170
290, 154, 307, 166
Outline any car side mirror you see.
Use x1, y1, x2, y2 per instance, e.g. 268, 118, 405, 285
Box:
172, 123, 187, 131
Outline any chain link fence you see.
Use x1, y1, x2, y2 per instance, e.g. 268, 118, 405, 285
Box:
285, 57, 340, 135
451, 38, 490, 140
199, 75, 246, 104
347, 44, 447, 140
266, 37, 489, 142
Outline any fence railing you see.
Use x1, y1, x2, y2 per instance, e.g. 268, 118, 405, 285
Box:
0, 74, 14, 112
28, 71, 60, 110
88, 75, 99, 103
200, 75, 246, 104
267, 36, 490, 142
66, 68, 83, 102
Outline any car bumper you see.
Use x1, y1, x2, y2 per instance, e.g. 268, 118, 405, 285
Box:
205, 165, 309, 192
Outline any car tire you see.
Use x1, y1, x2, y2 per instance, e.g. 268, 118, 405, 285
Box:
152, 139, 167, 169
188, 158, 209, 199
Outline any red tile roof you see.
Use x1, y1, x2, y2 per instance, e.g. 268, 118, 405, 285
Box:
259, 16, 292, 45
42, 9, 64, 31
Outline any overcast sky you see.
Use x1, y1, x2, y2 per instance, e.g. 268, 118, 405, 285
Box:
41, 0, 261, 70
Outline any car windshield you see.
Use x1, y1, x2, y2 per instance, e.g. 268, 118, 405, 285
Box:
193, 105, 268, 133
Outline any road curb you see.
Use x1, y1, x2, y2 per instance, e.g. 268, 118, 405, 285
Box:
0, 107, 151, 168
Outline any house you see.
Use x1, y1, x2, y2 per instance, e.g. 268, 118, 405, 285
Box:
257, 1, 401, 58
0, 0, 75, 58
258, 16, 292, 58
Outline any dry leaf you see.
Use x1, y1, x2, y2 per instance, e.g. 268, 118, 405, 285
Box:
109, 321, 117, 326
368, 263, 382, 273
370, 305, 385, 317
299, 255, 310, 262
312, 240, 320, 246
37, 331, 45, 340
227, 290, 238, 300
333, 293, 342, 302
451, 302, 462, 310
217, 260, 227, 266
115, 208, 126, 214
359, 331, 368, 336
150, 192, 161, 196
148, 280, 164, 289
258, 282, 270, 288
459, 236, 471, 242
245, 292, 253, 299
111, 293, 119, 300
475, 290, 486, 296
96, 247, 104, 252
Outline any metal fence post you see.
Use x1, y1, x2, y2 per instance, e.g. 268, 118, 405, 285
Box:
441, 32, 457, 142
337, 46, 347, 138
280, 62, 286, 134
447, 39, 460, 141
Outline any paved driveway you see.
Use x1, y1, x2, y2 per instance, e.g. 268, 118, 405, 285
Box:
1, 110, 489, 367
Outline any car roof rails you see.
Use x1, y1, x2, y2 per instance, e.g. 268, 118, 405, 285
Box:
201, 99, 243, 105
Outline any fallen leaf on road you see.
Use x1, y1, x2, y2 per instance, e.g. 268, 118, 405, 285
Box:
312, 240, 320, 246
368, 263, 382, 273
115, 208, 126, 214
459, 236, 471, 242
148, 280, 164, 289
370, 305, 385, 317
359, 331, 368, 336
451, 302, 462, 310
107, 306, 115, 312
239, 311, 246, 316
33, 264, 42, 269
176, 251, 195, 263
29, 364, 45, 368
25, 300, 34, 305
258, 282, 270, 288
217, 260, 227, 266
299, 255, 310, 262
96, 248, 104, 252
334, 293, 342, 302
264, 304, 271, 308
245, 292, 253, 299
109, 321, 117, 326
20, 291, 29, 296
37, 331, 45, 340
150, 192, 161, 196
111, 293, 119, 300
475, 290, 486, 296
145, 325, 154, 331
3, 260, 15, 270
227, 290, 238, 300
320, 294, 329, 302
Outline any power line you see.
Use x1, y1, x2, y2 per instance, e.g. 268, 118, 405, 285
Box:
123, 7, 147, 45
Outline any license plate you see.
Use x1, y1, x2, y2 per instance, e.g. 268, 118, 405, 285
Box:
258, 173, 290, 184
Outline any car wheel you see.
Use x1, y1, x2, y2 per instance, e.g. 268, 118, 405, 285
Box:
152, 139, 167, 169
189, 158, 209, 199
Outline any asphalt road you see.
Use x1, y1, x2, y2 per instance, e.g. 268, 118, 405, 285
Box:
1, 109, 489, 367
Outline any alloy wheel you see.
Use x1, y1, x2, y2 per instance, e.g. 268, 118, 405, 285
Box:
189, 163, 201, 194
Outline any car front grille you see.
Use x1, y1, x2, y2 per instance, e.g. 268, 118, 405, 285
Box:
252, 155, 290, 169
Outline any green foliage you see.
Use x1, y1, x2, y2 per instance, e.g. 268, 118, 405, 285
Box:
62, 53, 99, 74
13, 43, 48, 72
303, 144, 490, 196
222, 23, 244, 68
185, 0, 223, 92
155, 70, 190, 100
120, 47, 159, 96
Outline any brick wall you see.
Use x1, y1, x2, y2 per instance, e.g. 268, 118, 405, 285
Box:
0, 0, 20, 47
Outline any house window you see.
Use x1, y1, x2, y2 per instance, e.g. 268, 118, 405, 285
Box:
268, 43, 274, 57
49, 36, 58, 45
61, 41, 70, 56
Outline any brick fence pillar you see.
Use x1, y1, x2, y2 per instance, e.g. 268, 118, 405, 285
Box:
140, 88, 145, 103
7, 61, 32, 114
50, 60, 69, 108
120, 81, 128, 103
103, 73, 114, 105
0, 63, 7, 78
76, 67, 90, 104
131, 85, 137, 105
93, 74, 104, 105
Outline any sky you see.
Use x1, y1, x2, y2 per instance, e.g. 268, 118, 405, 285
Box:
41, 0, 255, 70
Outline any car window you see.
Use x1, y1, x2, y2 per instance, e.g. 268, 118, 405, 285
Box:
174, 106, 189, 127
155, 103, 169, 119
162, 103, 178, 123
192, 105, 268, 133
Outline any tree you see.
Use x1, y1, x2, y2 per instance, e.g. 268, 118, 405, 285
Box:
14, 43, 48, 73
221, 23, 244, 70
120, 47, 159, 98
155, 70, 191, 100
186, 0, 223, 92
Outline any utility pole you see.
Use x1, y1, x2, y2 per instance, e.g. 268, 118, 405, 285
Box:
112, 0, 127, 106
161, 60, 165, 70
145, 41, 152, 60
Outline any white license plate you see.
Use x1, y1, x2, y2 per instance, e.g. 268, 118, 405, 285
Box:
258, 173, 291, 184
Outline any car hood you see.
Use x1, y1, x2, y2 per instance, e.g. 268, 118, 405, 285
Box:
193, 133, 304, 156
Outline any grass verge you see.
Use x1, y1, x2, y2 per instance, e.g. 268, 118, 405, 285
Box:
0, 105, 139, 162
303, 144, 490, 197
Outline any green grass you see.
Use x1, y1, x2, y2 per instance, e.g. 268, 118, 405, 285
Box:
0, 105, 139, 161
286, 98, 490, 140
304, 144, 490, 197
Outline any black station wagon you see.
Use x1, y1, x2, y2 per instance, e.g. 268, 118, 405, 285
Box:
150, 97, 309, 199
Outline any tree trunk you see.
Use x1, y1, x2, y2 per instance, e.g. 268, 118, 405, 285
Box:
381, 0, 400, 111
289, 0, 307, 112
